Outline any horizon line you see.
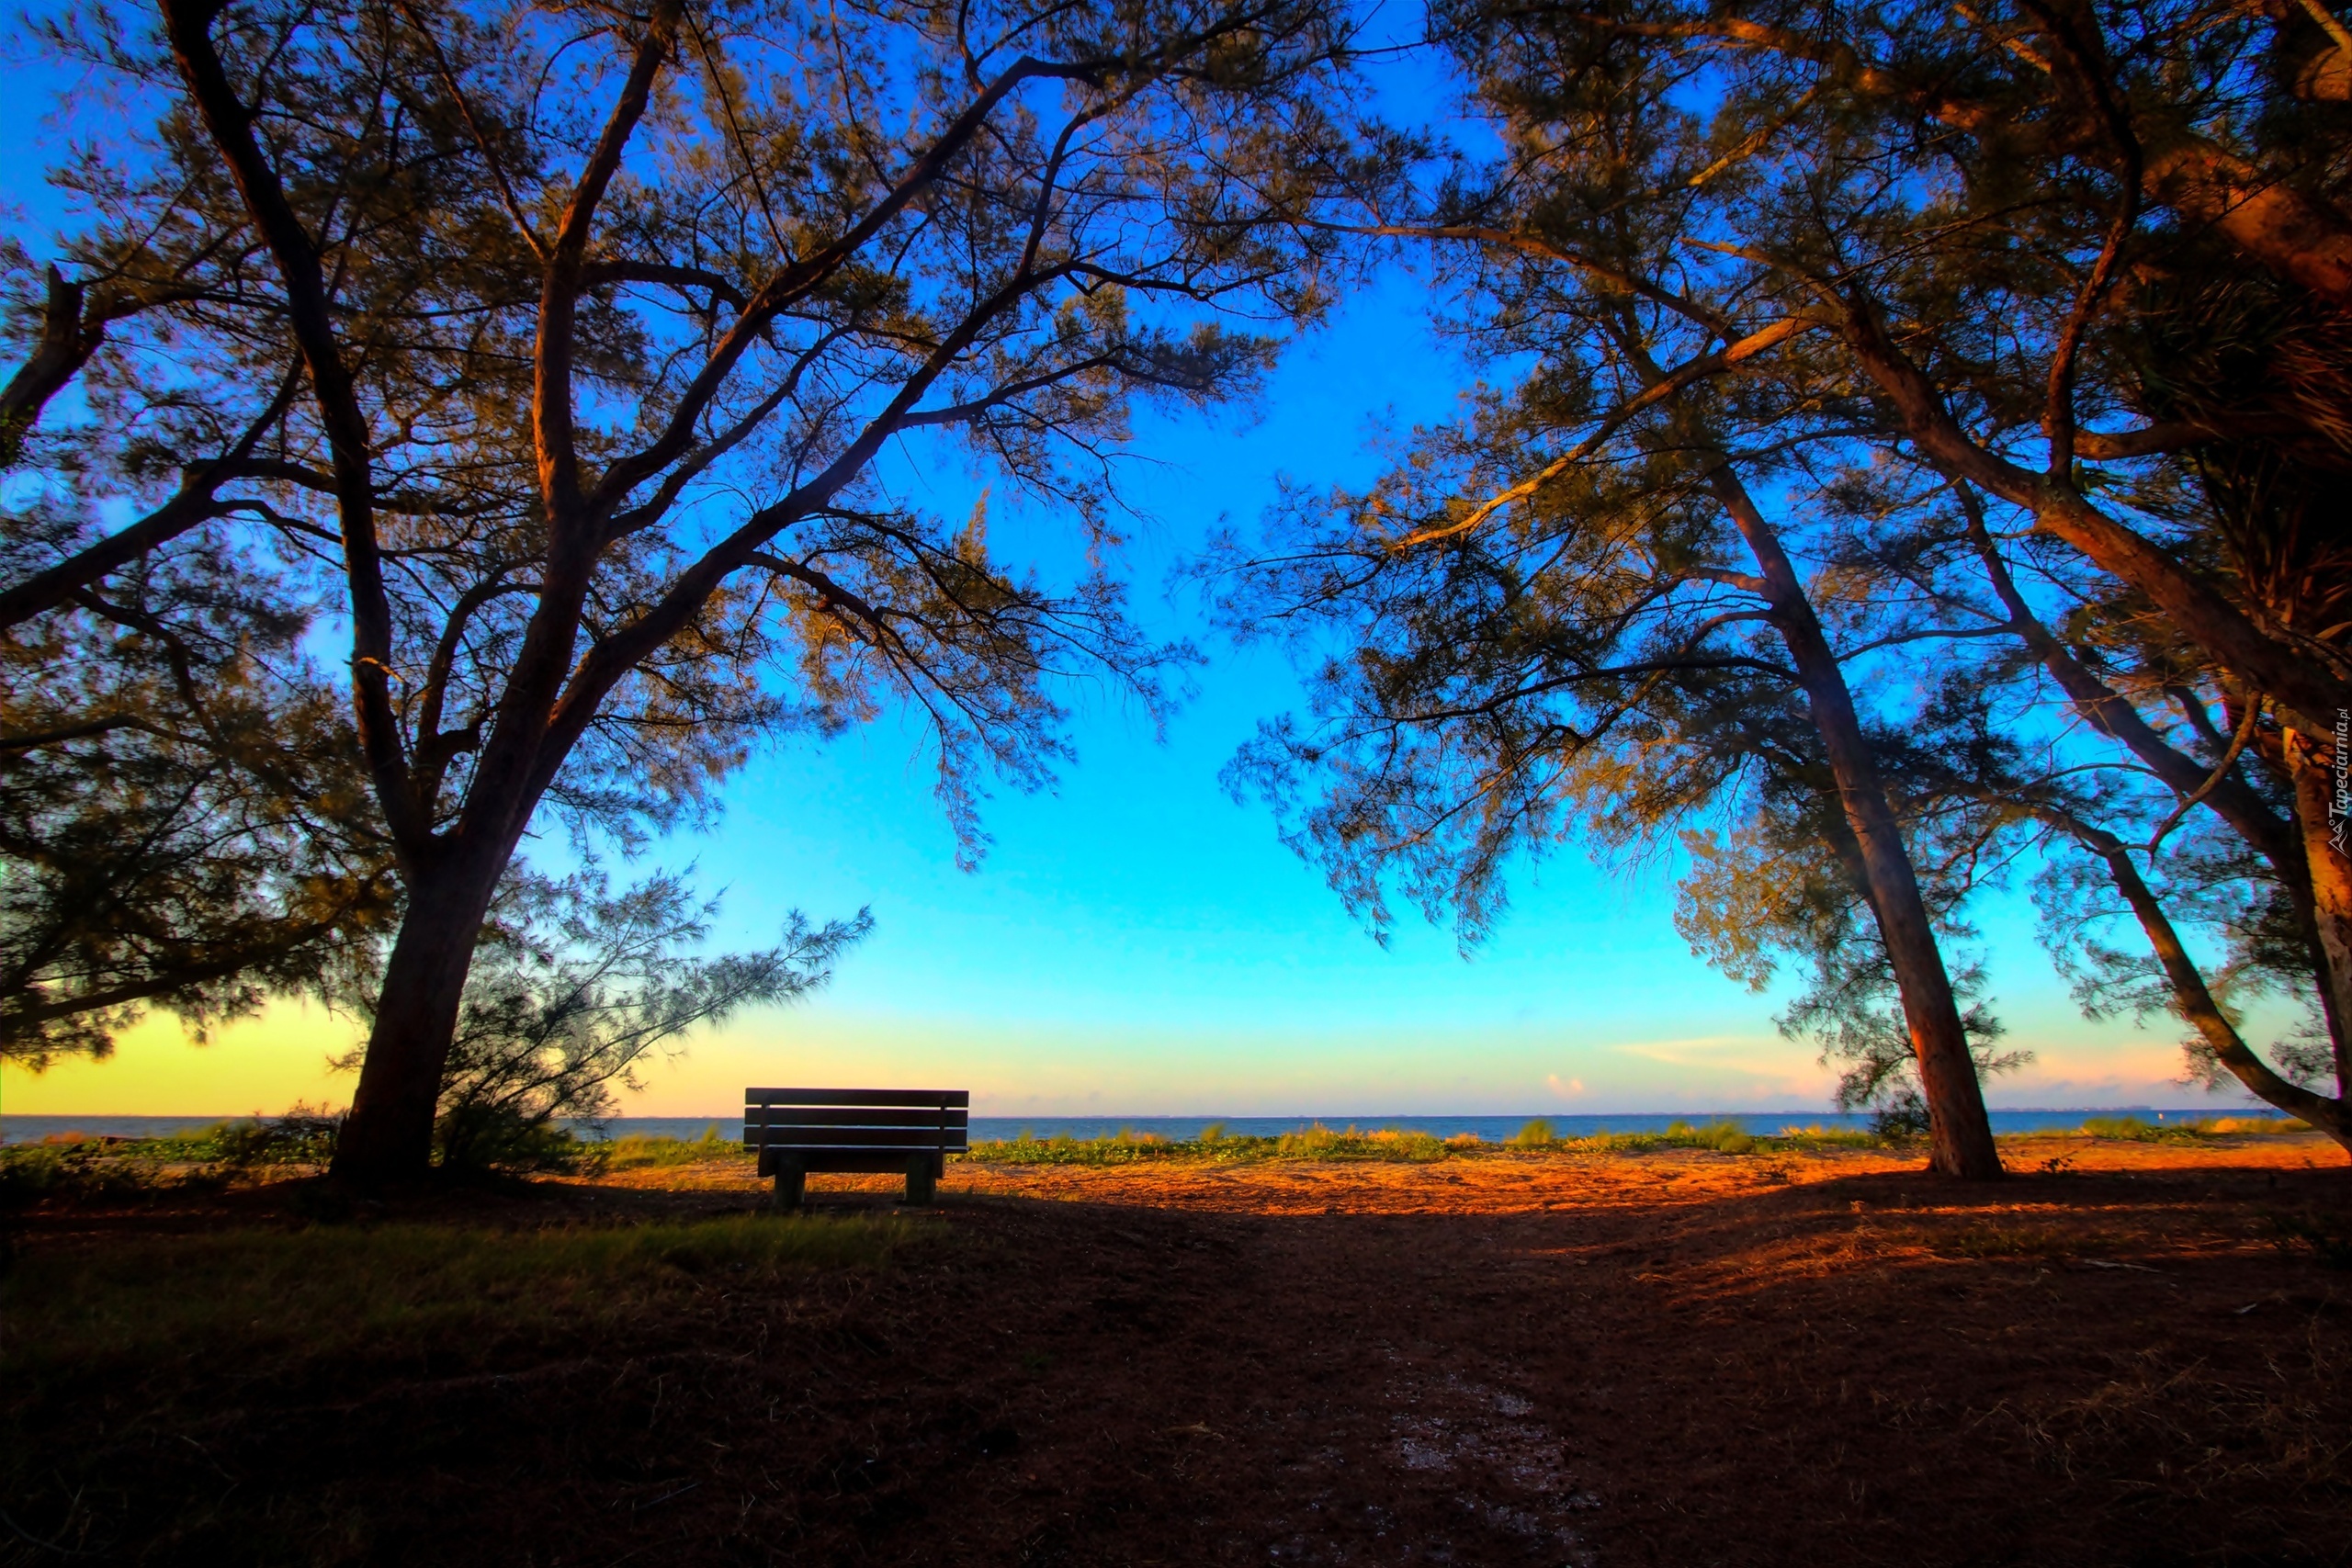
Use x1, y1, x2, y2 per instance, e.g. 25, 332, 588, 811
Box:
0, 1104, 2249, 1122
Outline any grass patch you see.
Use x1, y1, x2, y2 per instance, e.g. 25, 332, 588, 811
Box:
1547, 1121, 1881, 1156
966, 1118, 1899, 1166
0, 1110, 349, 1206
600, 1126, 748, 1169
965, 1128, 1201, 1166
0, 1117, 768, 1197
2080, 1115, 2304, 1143
966, 1124, 1478, 1165
0, 1212, 915, 1563
1275, 1124, 1464, 1161
2, 1213, 910, 1385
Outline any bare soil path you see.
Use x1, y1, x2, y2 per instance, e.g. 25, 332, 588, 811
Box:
7, 1136, 2350, 1566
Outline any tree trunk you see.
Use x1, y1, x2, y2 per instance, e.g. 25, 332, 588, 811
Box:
1962, 506, 2352, 1079
1710, 471, 2005, 1178
2064, 814, 2352, 1156
329, 848, 509, 1187
2286, 727, 2352, 1095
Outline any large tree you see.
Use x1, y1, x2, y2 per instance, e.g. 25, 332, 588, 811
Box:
1542, 0, 2352, 1140
1216, 2, 2020, 1173
1260, 0, 2352, 1159
38, 0, 1366, 1183
1559, 0, 2352, 1012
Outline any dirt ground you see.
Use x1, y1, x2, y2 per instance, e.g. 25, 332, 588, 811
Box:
10, 1134, 2352, 1566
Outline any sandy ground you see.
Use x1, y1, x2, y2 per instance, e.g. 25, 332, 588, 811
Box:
9, 1134, 2352, 1566
603, 1129, 2348, 1211
582, 1133, 2352, 1564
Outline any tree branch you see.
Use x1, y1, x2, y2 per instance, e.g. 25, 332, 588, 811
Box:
1838, 288, 2352, 728
0, 364, 301, 629
1393, 317, 1820, 549
161, 0, 422, 849
1, 266, 109, 467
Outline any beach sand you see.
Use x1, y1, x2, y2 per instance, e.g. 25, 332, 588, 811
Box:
8, 1132, 2348, 1564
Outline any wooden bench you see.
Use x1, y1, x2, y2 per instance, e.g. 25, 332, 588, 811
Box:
744, 1088, 968, 1208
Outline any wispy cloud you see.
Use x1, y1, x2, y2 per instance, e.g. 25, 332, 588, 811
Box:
1607, 1034, 1791, 1066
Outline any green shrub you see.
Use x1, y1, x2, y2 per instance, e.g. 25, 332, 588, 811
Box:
964, 1134, 1190, 1167
1871, 1094, 1934, 1144
0, 1145, 70, 1208
1552, 1121, 1881, 1156
0, 1142, 175, 1207
434, 1102, 605, 1174
1549, 1128, 1654, 1153
0, 1111, 349, 1211
1773, 1123, 1879, 1148
962, 1115, 1909, 1168
1275, 1124, 1454, 1161
2081, 1115, 2165, 1141
1664, 1119, 1756, 1155
204, 1107, 344, 1170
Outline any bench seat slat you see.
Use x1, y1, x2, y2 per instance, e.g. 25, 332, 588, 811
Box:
746, 1125, 968, 1150
751, 1129, 970, 1147
741, 1107, 969, 1131
767, 1151, 948, 1176
745, 1088, 968, 1109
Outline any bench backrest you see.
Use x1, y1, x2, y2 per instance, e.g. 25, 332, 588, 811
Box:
742, 1088, 970, 1158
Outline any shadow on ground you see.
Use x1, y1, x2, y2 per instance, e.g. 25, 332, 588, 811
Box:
4, 1153, 2348, 1566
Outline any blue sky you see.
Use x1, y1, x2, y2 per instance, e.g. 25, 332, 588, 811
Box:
0, 14, 2245, 1118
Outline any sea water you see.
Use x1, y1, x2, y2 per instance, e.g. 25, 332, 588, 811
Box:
0, 1108, 2245, 1145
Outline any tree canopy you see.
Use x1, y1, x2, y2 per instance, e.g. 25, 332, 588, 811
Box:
1215, 0, 2352, 1161
3, 0, 1378, 1181
7, 0, 2348, 1171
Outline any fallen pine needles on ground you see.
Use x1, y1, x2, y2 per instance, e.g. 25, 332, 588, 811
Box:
0, 1142, 2345, 1566
0, 1204, 920, 1565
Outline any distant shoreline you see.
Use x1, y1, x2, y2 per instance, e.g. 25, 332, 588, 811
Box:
0, 1108, 2259, 1145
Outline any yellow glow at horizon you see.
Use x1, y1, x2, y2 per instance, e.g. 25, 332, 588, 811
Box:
0, 999, 362, 1117
0, 1000, 2219, 1120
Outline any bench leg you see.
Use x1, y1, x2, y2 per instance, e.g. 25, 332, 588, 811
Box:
773, 1158, 807, 1211
902, 1154, 936, 1206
